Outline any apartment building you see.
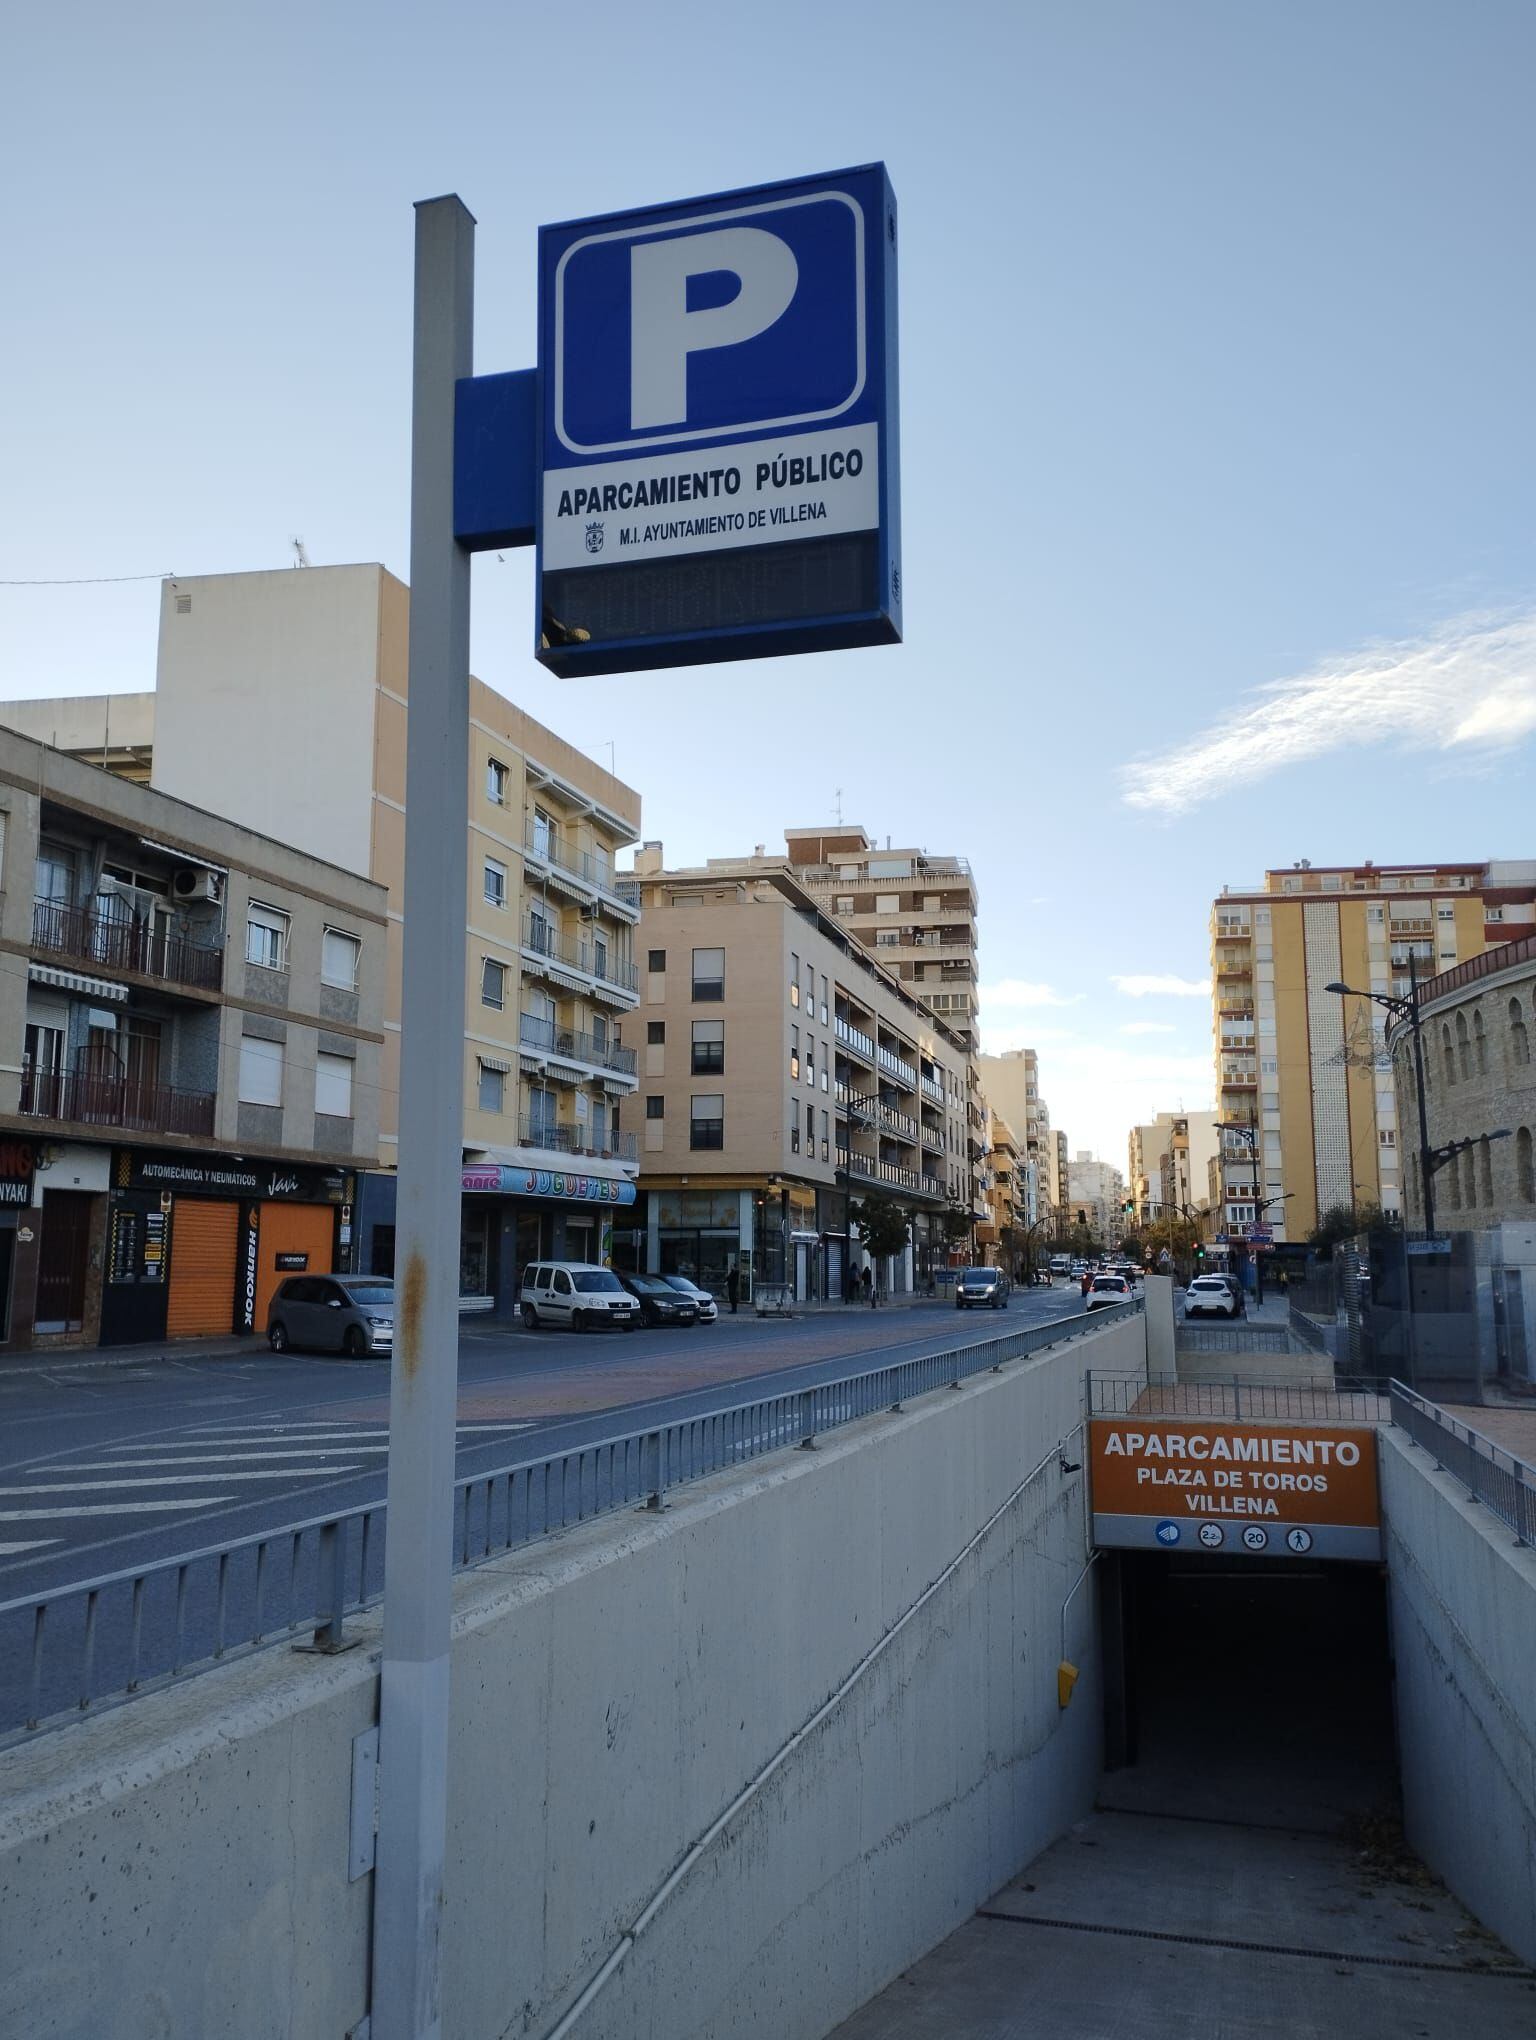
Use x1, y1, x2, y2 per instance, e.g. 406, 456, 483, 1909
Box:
0, 725, 386, 1350
4, 566, 643, 1315
1128, 1110, 1218, 1222
778, 826, 980, 1053
1053, 1129, 1069, 1217
976, 1048, 1056, 1230
1066, 1151, 1125, 1244
1209, 860, 1536, 1245
615, 849, 972, 1300
982, 1113, 1029, 1270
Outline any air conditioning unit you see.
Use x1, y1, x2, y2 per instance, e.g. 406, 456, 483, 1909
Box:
173, 867, 223, 904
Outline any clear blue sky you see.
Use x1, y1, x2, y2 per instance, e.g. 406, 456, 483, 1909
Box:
4, 0, 1533, 1161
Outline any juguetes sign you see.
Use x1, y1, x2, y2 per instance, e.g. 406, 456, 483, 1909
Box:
1089, 1417, 1381, 1562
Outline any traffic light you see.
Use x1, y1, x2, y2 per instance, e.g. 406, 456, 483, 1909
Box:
1195, 1243, 1206, 1260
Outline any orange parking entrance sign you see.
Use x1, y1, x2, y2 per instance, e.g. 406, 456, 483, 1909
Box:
1089, 1417, 1381, 1561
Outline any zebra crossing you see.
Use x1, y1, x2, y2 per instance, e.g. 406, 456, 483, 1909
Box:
0, 1416, 533, 1564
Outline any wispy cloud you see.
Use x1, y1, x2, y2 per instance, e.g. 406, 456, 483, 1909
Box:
1120, 1021, 1176, 1035
1120, 607, 1536, 815
1112, 974, 1211, 998
980, 978, 1083, 1010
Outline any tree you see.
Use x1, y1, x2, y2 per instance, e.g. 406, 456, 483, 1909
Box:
850, 1193, 912, 1261
1308, 1201, 1384, 1260
939, 1203, 974, 1258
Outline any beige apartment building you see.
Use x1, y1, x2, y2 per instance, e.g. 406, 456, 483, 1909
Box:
977, 1047, 1056, 1232
1128, 1111, 1218, 1223
615, 849, 972, 1299
1066, 1151, 1125, 1245
980, 1113, 1029, 1270
0, 723, 386, 1351
1209, 860, 1536, 1247
3, 566, 643, 1314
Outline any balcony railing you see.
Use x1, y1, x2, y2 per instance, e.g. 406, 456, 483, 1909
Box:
876, 1044, 917, 1087
834, 1081, 876, 1119
921, 1120, 945, 1150
835, 1017, 875, 1061
522, 823, 636, 916
518, 1118, 637, 1162
921, 1074, 945, 1106
522, 916, 639, 993
20, 1063, 214, 1138
31, 900, 223, 994
877, 1102, 918, 1141
517, 1012, 636, 1075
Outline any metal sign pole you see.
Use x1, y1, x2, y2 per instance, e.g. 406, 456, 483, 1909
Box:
372, 192, 475, 2040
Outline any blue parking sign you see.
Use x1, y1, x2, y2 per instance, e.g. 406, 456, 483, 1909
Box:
535, 164, 900, 675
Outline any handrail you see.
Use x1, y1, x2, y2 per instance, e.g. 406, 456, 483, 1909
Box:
0, 1300, 1142, 1743
1389, 1381, 1535, 1545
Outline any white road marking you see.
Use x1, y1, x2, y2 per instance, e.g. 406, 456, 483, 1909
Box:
0, 1500, 238, 1518
61, 1447, 391, 1466
0, 1469, 357, 1493
0, 1539, 60, 1555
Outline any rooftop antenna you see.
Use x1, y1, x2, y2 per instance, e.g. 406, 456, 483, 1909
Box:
291, 537, 312, 569
833, 786, 843, 825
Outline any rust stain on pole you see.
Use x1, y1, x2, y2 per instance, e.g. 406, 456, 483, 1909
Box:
399, 1251, 428, 1380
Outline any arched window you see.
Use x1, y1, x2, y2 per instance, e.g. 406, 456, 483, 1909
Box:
1519, 1127, 1534, 1205
1473, 1009, 1487, 1076
1479, 1135, 1493, 1205
1462, 1146, 1477, 1210
1455, 1012, 1471, 1081
1442, 1022, 1456, 1086
1511, 997, 1531, 1070
1447, 1153, 1462, 1211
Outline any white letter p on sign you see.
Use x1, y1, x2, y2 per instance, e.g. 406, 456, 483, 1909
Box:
630, 227, 798, 431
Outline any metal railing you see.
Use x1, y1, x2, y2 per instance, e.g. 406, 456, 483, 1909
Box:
1174, 1322, 1293, 1355
835, 1017, 875, 1061
31, 898, 223, 993
1390, 1382, 1536, 1544
518, 1119, 638, 1162
1090, 1371, 1387, 1421
0, 1300, 1143, 1744
876, 1045, 918, 1087
19, 1062, 216, 1137
518, 1011, 637, 1076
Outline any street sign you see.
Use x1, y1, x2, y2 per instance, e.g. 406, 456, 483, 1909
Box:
1088, 1417, 1382, 1561
1406, 1235, 1452, 1256
535, 165, 900, 675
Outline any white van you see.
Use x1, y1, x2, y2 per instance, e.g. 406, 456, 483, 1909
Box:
519, 1262, 639, 1332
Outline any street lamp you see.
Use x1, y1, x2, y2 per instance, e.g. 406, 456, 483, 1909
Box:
1251, 1191, 1294, 1303
1323, 955, 1435, 1235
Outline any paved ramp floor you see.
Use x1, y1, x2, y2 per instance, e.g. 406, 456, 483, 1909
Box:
830, 1809, 1535, 2038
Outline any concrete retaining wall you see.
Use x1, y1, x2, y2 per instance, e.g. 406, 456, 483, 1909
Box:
1381, 1429, 1536, 1967
0, 1312, 1146, 2040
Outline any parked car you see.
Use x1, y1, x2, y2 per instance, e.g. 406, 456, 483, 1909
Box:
520, 1263, 640, 1331
955, 1267, 1010, 1310
1184, 1274, 1243, 1320
267, 1274, 395, 1356
662, 1275, 718, 1322
619, 1272, 700, 1327
1085, 1273, 1131, 1311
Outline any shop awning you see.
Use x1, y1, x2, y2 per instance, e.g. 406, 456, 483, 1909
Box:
28, 963, 128, 1003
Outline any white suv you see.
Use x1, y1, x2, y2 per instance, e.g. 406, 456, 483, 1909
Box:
520, 1263, 639, 1332
1184, 1275, 1242, 1319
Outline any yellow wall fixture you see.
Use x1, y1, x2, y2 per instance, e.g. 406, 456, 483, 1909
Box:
1057, 1660, 1079, 1709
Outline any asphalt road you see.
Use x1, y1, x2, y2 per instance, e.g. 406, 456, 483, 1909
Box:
0, 1283, 1092, 1605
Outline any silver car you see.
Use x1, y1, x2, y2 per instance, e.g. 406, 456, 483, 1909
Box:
268, 1274, 395, 1356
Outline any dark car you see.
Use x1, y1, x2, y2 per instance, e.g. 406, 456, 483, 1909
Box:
955, 1267, 1009, 1310
618, 1271, 700, 1326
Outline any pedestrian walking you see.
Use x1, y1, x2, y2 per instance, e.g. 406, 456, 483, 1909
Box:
861, 1265, 873, 1306
726, 1264, 739, 1315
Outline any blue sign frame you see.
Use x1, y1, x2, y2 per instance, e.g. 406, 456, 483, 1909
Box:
532, 164, 900, 676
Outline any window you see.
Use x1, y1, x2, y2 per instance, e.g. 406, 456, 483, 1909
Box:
690, 1094, 724, 1149
644, 1021, 665, 1048
692, 947, 725, 1001
1510, 998, 1530, 1068
315, 1052, 353, 1117
1442, 1023, 1456, 1086
790, 1025, 799, 1081
527, 1085, 557, 1142
806, 1101, 815, 1145
34, 843, 75, 906
477, 1063, 505, 1113
820, 1108, 829, 1161
805, 1038, 815, 1087
481, 958, 506, 1010
592, 932, 609, 983
1473, 1009, 1488, 1076
646, 1094, 665, 1120
790, 953, 800, 1007
486, 758, 508, 805
789, 1108, 800, 1154
1455, 1011, 1471, 1081
691, 1018, 724, 1074
322, 927, 361, 991
874, 893, 900, 915
820, 975, 828, 1023
246, 902, 289, 971
648, 949, 666, 972
530, 805, 554, 856
484, 859, 507, 908
239, 1035, 283, 1107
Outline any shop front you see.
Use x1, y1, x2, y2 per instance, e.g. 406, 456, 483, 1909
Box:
99, 1149, 351, 1346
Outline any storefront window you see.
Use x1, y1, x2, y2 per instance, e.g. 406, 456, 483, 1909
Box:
460, 1209, 489, 1296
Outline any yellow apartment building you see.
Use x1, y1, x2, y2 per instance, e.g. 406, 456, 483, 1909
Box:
1209, 860, 1536, 1246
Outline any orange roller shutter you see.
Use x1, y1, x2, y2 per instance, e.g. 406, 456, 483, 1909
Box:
166, 1200, 239, 1339
254, 1202, 338, 1329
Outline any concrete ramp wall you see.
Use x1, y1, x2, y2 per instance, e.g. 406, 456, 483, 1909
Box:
1381, 1429, 1536, 1967
0, 1311, 1146, 2040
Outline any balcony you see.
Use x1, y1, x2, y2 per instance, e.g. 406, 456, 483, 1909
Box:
522, 823, 638, 921
921, 1120, 945, 1151
876, 1102, 918, 1141
518, 1012, 637, 1078
834, 1081, 876, 1121
20, 1062, 215, 1138
31, 900, 222, 996
921, 1073, 944, 1107
876, 1044, 917, 1088
518, 1118, 637, 1163
835, 1017, 875, 1062
521, 916, 639, 998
